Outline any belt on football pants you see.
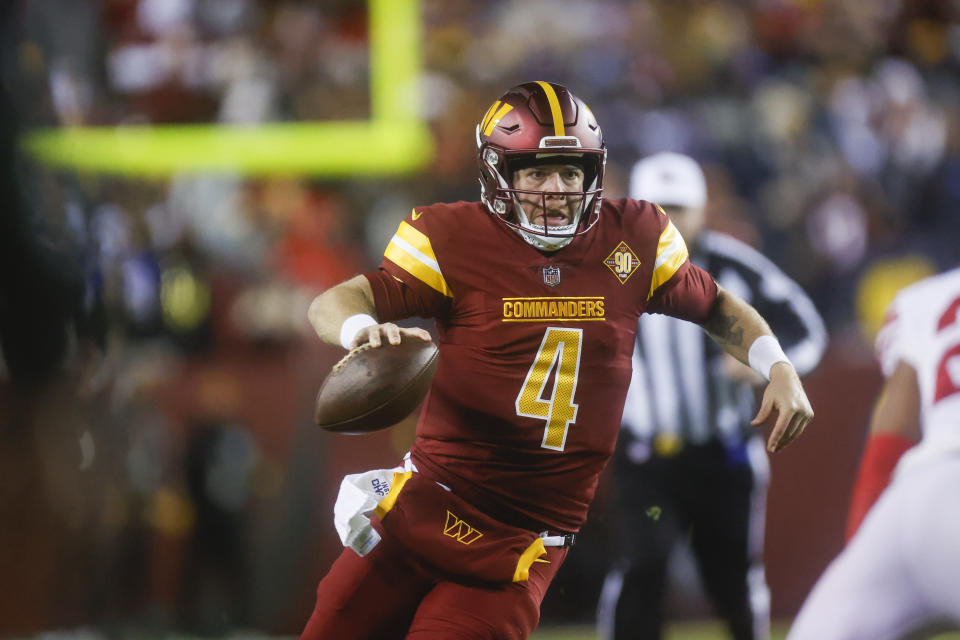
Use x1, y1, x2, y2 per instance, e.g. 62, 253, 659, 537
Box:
539, 531, 576, 547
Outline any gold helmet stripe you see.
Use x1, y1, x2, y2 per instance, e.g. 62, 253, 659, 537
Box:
480, 101, 501, 134
535, 81, 565, 137
483, 103, 514, 136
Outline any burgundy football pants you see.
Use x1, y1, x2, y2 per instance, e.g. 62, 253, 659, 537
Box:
300, 530, 568, 640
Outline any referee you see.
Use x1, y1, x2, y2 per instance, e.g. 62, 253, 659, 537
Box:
597, 153, 827, 640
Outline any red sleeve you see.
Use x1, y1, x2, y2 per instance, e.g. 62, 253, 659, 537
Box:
645, 261, 718, 324
365, 269, 450, 322
845, 433, 912, 542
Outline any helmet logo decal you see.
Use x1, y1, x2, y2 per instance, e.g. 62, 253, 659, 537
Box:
481, 101, 514, 136
480, 101, 500, 130
534, 81, 565, 136
542, 265, 561, 287
604, 242, 641, 284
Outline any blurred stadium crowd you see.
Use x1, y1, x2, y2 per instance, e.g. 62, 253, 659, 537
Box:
1, 0, 958, 636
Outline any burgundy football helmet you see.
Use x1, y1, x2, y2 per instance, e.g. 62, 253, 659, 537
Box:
476, 81, 607, 250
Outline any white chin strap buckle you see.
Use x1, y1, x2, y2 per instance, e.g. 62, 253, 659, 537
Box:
518, 227, 573, 250
513, 201, 577, 250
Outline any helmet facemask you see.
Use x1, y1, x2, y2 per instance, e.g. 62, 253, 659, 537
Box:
478, 130, 606, 251
476, 81, 607, 250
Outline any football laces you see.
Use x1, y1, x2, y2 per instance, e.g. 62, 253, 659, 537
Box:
332, 342, 375, 374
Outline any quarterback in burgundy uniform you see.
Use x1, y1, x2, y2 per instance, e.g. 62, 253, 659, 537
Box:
303, 81, 813, 640
368, 196, 714, 534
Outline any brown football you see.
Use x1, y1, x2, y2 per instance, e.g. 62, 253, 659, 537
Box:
314, 338, 439, 434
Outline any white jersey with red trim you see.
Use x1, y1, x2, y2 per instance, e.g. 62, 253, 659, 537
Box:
876, 267, 960, 452
788, 267, 960, 639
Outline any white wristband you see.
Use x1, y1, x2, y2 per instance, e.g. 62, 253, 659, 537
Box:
748, 335, 791, 381
339, 314, 377, 349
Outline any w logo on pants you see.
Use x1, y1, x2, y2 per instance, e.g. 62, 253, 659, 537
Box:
443, 510, 484, 545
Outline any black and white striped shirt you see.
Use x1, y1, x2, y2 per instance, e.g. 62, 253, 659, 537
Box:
621, 230, 827, 448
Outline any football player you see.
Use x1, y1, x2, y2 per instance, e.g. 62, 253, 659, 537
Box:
788, 267, 960, 639
303, 81, 814, 640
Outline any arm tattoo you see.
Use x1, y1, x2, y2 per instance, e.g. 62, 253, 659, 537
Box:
704, 309, 744, 347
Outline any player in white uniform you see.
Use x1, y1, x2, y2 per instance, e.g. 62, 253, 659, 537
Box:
787, 267, 960, 639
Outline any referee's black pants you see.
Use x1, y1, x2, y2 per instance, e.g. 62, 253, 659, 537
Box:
598, 437, 768, 640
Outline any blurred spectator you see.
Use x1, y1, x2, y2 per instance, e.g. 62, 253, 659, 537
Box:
179, 418, 257, 634
4, 0, 960, 634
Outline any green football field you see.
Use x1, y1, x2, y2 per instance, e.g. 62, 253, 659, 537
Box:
530, 621, 789, 640
530, 623, 960, 640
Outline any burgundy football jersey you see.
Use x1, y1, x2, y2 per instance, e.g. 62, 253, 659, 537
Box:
365, 199, 717, 532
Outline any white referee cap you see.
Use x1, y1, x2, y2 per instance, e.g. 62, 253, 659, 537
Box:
629, 152, 707, 209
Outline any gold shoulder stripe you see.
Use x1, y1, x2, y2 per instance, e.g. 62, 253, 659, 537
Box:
384, 221, 453, 297
647, 220, 689, 300
372, 470, 412, 520
483, 103, 514, 136
395, 220, 437, 260
535, 81, 565, 136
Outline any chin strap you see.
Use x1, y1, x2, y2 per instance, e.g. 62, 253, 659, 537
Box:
516, 226, 574, 251
511, 196, 577, 250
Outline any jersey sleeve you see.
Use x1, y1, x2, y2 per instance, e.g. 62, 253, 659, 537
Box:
643, 209, 718, 323
365, 268, 450, 321
646, 261, 718, 323
874, 292, 918, 377
365, 208, 454, 322
646, 216, 690, 301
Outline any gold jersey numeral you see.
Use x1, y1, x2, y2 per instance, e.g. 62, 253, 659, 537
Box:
515, 328, 583, 451
615, 250, 632, 275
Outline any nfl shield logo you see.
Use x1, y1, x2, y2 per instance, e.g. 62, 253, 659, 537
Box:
542, 265, 561, 287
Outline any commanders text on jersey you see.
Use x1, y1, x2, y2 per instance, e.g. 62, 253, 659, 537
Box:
502, 296, 606, 322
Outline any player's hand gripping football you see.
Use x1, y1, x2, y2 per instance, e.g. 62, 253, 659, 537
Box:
751, 362, 814, 453
351, 322, 432, 349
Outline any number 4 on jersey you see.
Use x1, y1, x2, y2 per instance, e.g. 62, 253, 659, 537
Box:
516, 328, 583, 451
